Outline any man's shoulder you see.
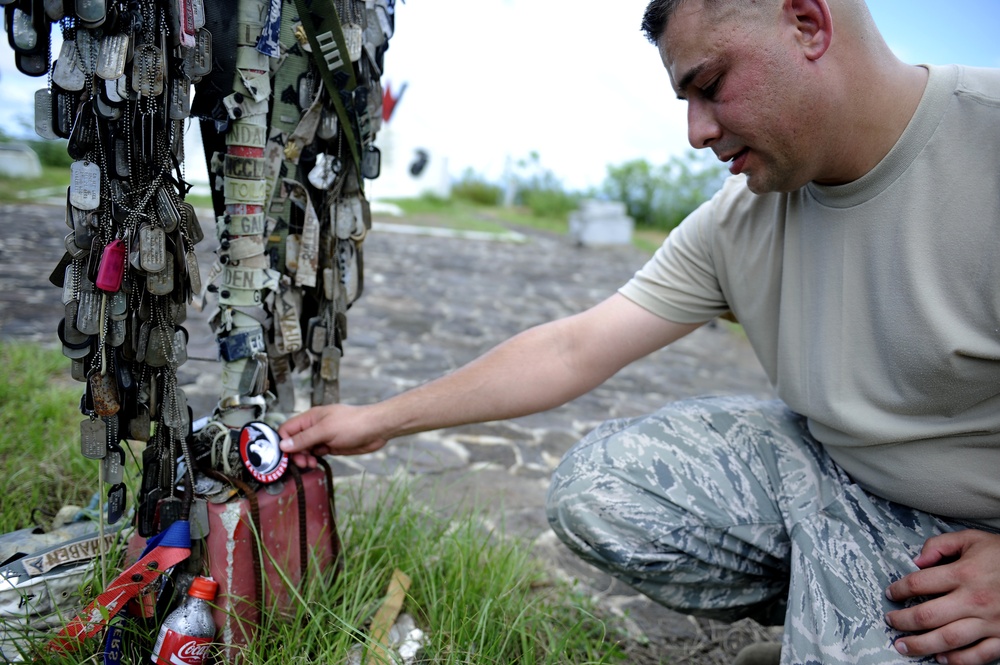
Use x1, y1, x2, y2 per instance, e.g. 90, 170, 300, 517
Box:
949, 64, 1000, 102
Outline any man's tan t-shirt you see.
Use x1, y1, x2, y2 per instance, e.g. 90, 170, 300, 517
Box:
619, 65, 1000, 529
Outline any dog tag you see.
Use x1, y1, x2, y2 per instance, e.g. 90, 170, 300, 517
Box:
33, 89, 57, 140
320, 345, 341, 381
130, 404, 151, 441
190, 28, 212, 79
70, 161, 101, 210
103, 441, 125, 485
76, 0, 107, 26
103, 77, 123, 105
145, 325, 170, 367
169, 78, 191, 120
132, 43, 165, 96
61, 262, 78, 304
179, 202, 204, 245
10, 8, 37, 51
361, 145, 381, 179
71, 358, 87, 382
139, 225, 167, 273
114, 138, 130, 178
317, 109, 338, 140
338, 240, 360, 303
135, 320, 151, 363
306, 317, 327, 355
67, 101, 97, 160
110, 291, 127, 319
162, 385, 188, 428
44, 0, 64, 21
138, 486, 161, 538
155, 187, 181, 232
146, 259, 175, 295
343, 22, 363, 62
158, 496, 182, 530
184, 250, 202, 296
81, 418, 107, 459
173, 327, 188, 366
107, 483, 126, 524
77, 289, 101, 335
51, 40, 84, 91
109, 318, 126, 347
97, 32, 129, 80
63, 313, 90, 348
75, 29, 99, 74
90, 370, 121, 417
189, 498, 210, 539
94, 94, 121, 121
53, 87, 75, 138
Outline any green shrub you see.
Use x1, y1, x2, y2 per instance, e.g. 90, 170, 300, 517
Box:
601, 151, 727, 231
451, 169, 503, 206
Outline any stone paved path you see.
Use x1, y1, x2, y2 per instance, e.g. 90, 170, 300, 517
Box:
0, 202, 780, 663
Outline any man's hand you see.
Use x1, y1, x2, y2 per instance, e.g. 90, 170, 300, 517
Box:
885, 529, 1000, 664
278, 403, 389, 469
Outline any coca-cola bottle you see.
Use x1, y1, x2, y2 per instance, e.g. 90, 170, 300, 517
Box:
150, 576, 218, 665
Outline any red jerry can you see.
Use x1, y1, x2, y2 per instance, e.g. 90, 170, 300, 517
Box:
204, 466, 341, 653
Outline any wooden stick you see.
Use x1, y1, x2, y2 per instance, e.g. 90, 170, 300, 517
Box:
366, 568, 413, 665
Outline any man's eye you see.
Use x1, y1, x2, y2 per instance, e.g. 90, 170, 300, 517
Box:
702, 78, 721, 100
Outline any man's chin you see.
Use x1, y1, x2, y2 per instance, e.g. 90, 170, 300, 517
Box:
744, 169, 807, 195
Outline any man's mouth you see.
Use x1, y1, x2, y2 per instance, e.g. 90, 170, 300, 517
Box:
726, 148, 750, 175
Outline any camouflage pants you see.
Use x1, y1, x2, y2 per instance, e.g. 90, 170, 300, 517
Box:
546, 396, 988, 665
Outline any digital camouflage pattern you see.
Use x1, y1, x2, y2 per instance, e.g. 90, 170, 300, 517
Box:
546, 396, 993, 664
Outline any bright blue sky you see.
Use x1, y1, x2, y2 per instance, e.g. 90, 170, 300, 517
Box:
1, 1, 998, 191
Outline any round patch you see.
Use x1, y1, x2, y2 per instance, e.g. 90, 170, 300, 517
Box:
239, 421, 289, 483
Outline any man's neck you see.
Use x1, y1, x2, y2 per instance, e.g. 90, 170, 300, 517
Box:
818, 62, 929, 186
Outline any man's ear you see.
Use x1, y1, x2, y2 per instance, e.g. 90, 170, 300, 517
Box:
783, 0, 833, 61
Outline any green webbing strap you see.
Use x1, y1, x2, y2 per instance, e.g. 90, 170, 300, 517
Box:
292, 0, 362, 176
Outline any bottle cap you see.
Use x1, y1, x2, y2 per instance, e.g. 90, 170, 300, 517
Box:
188, 576, 219, 601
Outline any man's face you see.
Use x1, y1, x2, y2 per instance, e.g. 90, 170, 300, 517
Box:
661, 0, 818, 193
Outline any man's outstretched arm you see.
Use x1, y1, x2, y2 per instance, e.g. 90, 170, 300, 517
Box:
278, 293, 701, 464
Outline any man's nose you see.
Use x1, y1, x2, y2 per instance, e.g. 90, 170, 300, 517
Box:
687, 98, 721, 149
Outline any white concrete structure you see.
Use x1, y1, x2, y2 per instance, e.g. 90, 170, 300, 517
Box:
0, 144, 42, 178
568, 199, 634, 246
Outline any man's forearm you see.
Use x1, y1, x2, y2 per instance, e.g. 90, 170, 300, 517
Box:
372, 317, 599, 439
370, 294, 702, 441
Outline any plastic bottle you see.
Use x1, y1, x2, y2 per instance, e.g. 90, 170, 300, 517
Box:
150, 576, 218, 665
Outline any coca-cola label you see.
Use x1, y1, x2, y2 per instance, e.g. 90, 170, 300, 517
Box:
151, 630, 212, 665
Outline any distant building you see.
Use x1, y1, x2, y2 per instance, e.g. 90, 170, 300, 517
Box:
0, 143, 42, 178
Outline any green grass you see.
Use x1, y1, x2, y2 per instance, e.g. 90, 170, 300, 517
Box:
0, 341, 96, 533
1, 344, 625, 664
0, 166, 71, 204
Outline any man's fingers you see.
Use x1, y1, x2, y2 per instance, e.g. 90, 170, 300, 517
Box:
887, 562, 958, 602
914, 531, 979, 569
886, 595, 965, 633
290, 452, 318, 469
891, 618, 991, 660
935, 636, 1000, 665
278, 409, 319, 440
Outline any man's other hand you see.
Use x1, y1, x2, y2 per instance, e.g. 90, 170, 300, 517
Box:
885, 529, 1000, 664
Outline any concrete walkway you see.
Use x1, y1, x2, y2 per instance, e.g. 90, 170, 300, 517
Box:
0, 203, 780, 663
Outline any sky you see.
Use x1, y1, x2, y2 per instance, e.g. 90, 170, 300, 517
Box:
1, 1, 999, 193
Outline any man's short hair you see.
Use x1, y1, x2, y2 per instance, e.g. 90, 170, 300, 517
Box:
641, 0, 690, 45
642, 0, 768, 46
